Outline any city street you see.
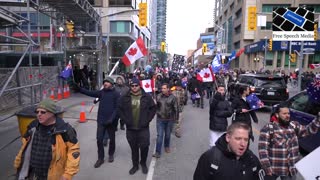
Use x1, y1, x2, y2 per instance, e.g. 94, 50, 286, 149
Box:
0, 84, 302, 180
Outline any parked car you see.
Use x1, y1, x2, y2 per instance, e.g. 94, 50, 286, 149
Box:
272, 90, 320, 154
227, 73, 289, 105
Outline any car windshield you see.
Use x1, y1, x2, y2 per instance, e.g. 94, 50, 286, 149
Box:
288, 91, 320, 115
255, 78, 284, 87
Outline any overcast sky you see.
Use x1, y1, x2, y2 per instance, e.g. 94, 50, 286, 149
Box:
167, 0, 214, 56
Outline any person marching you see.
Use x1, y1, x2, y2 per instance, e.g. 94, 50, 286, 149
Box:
117, 77, 157, 175
153, 83, 179, 158
75, 77, 120, 168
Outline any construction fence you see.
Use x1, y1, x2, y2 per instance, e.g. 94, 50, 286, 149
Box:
0, 66, 62, 112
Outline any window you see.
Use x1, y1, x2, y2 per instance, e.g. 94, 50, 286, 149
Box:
19, 13, 50, 31
110, 21, 131, 33
109, 0, 131, 6
235, 25, 241, 34
266, 52, 273, 66
234, 41, 240, 49
261, 22, 272, 30
235, 8, 242, 20
262, 4, 290, 13
288, 92, 309, 112
300, 4, 320, 13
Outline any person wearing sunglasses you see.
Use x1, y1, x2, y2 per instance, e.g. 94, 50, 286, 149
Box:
117, 77, 157, 175
76, 76, 120, 168
14, 99, 80, 180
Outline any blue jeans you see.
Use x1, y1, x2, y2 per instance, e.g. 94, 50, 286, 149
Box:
155, 118, 174, 154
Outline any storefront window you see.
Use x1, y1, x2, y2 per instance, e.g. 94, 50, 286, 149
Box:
110, 21, 131, 33
266, 52, 273, 66
109, 0, 131, 6
262, 4, 290, 13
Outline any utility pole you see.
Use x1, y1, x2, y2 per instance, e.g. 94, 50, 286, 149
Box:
297, 41, 304, 92
288, 41, 291, 74
264, 37, 267, 70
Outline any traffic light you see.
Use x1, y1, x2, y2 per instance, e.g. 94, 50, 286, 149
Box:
160, 41, 166, 52
290, 53, 296, 63
314, 22, 318, 41
202, 43, 207, 54
139, 3, 147, 27
268, 38, 272, 51
66, 20, 75, 37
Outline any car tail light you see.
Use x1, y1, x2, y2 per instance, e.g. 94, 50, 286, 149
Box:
250, 86, 255, 92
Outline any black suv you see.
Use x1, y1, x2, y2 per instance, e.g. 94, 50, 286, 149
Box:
227, 73, 289, 105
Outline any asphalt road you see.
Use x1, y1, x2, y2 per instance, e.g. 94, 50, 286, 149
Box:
0, 83, 302, 180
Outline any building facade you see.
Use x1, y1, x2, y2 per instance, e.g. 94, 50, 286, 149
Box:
214, 0, 320, 72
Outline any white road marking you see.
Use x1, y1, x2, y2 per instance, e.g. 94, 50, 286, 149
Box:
146, 145, 157, 180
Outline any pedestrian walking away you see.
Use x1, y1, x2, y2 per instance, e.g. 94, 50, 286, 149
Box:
14, 99, 80, 180
193, 122, 263, 180
75, 76, 120, 168
258, 103, 320, 180
209, 84, 233, 147
153, 83, 179, 158
118, 77, 157, 175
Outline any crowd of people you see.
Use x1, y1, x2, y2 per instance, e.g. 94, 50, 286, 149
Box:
13, 66, 320, 180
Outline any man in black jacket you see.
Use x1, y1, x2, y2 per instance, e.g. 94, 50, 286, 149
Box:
117, 78, 157, 175
194, 122, 263, 180
77, 77, 120, 168
209, 84, 233, 147
231, 85, 258, 141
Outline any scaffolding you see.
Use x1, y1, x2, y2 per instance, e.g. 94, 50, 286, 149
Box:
0, 0, 101, 112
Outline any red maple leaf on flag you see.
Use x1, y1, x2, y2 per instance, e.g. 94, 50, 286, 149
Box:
144, 83, 150, 88
204, 73, 210, 78
128, 48, 137, 56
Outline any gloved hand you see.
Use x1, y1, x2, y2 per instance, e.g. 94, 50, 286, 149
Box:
93, 98, 99, 104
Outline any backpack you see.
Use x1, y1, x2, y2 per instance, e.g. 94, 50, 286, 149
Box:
209, 146, 223, 171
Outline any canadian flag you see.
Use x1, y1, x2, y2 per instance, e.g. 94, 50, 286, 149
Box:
122, 37, 148, 66
141, 79, 155, 93
197, 67, 216, 82
309, 63, 320, 69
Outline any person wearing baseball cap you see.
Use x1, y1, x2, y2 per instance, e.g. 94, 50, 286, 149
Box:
118, 77, 157, 175
76, 76, 120, 168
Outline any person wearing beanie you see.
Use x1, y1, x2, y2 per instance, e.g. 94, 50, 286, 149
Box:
14, 99, 80, 180
114, 76, 130, 130
117, 78, 156, 175
76, 76, 120, 168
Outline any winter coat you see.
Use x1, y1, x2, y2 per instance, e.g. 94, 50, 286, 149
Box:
193, 134, 262, 180
115, 84, 130, 97
80, 87, 120, 125
156, 93, 179, 120
209, 93, 233, 131
117, 90, 157, 130
14, 118, 80, 180
231, 96, 258, 125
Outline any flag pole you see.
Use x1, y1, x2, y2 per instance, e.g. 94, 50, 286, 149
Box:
109, 60, 120, 76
